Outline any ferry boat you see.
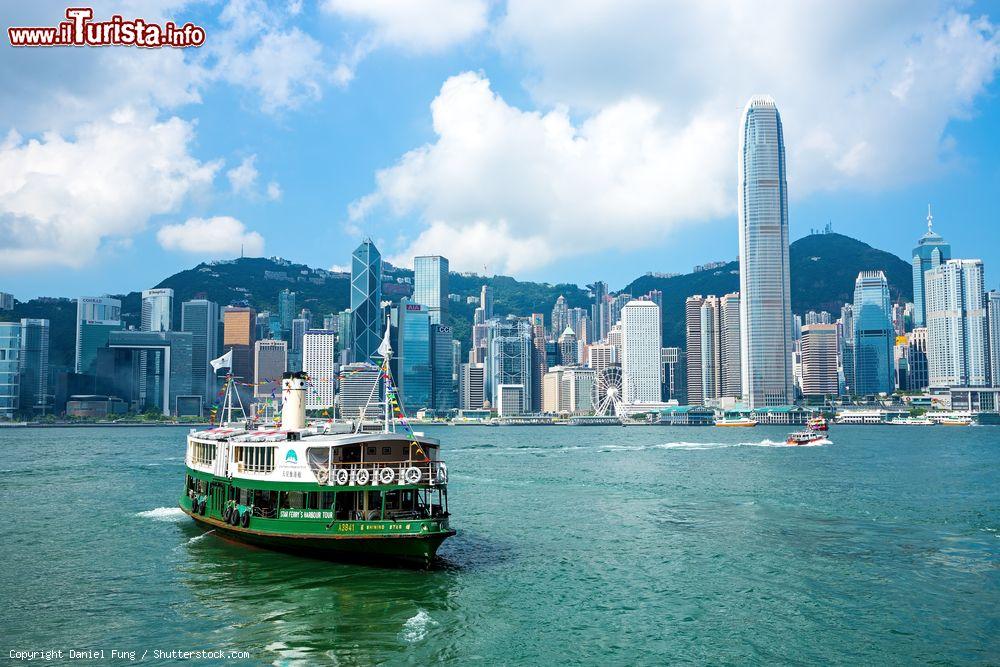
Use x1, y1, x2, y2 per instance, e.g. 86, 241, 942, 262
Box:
806, 416, 828, 431
786, 431, 826, 446
938, 416, 973, 426
179, 333, 454, 567
714, 417, 758, 427
887, 416, 933, 426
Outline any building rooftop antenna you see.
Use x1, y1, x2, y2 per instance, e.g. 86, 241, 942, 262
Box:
927, 204, 933, 232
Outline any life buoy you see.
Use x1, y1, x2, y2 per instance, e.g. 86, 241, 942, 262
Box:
436, 462, 448, 484
355, 469, 371, 485
403, 467, 421, 484
378, 467, 395, 485
334, 468, 350, 486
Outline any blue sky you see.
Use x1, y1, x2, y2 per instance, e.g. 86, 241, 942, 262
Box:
1, 0, 998, 299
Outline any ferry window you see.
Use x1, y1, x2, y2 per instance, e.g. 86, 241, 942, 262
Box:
321, 492, 335, 508
367, 446, 377, 455
382, 447, 392, 455
307, 492, 321, 510
286, 491, 305, 508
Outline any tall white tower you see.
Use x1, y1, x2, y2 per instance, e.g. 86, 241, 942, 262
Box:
738, 95, 794, 407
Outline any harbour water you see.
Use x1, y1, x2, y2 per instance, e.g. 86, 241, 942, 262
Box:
2, 425, 998, 664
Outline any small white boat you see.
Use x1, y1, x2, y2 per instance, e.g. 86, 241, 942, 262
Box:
786, 431, 826, 446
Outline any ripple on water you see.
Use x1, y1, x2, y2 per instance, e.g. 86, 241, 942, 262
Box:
136, 507, 186, 522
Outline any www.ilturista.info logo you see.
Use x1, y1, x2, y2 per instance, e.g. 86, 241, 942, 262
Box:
8, 8, 206, 48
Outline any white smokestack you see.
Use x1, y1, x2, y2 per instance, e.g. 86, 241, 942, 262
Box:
281, 372, 307, 431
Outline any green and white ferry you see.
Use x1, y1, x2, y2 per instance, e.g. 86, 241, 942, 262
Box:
180, 351, 454, 566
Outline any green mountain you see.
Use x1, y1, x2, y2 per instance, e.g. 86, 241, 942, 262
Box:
2, 232, 911, 367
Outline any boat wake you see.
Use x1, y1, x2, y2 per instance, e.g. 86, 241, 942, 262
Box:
176, 529, 215, 549
399, 609, 437, 643
600, 439, 829, 452
136, 507, 186, 522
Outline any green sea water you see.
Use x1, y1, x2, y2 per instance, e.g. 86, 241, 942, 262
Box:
1, 424, 998, 665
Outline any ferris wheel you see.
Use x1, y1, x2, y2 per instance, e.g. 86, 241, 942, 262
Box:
595, 365, 625, 417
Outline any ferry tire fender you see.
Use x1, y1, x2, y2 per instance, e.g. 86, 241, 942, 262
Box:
241, 511, 250, 528
222, 506, 230, 522
355, 469, 371, 486
334, 468, 349, 486
403, 467, 422, 484
378, 467, 395, 485
198, 499, 207, 516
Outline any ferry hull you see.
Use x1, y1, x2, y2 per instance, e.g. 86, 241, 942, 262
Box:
182, 507, 454, 567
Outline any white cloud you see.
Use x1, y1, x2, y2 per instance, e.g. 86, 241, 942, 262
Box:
227, 155, 259, 194
355, 72, 731, 273
0, 108, 219, 269
266, 181, 283, 201
208, 0, 328, 113
352, 2, 1000, 274
157, 216, 264, 256
496, 1, 1000, 192
322, 0, 488, 52
322, 0, 488, 83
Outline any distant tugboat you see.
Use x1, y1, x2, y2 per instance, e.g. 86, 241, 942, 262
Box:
179, 329, 454, 566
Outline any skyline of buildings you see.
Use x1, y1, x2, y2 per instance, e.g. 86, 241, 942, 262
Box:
4, 94, 1000, 421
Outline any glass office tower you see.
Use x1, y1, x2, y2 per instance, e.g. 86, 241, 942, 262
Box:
738, 95, 793, 407
852, 271, 894, 395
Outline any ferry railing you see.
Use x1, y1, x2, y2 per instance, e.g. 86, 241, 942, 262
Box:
316, 460, 447, 487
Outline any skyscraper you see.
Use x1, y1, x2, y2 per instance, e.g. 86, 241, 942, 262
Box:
303, 330, 337, 410
738, 95, 794, 407
621, 300, 661, 405
18, 318, 49, 414
431, 324, 456, 409
699, 296, 721, 402
397, 300, 432, 413
480, 284, 494, 320
278, 289, 297, 335
486, 317, 533, 412
351, 239, 383, 363
223, 305, 256, 390
661, 347, 686, 404
551, 296, 569, 338
0, 322, 21, 419
907, 327, 929, 391
685, 295, 706, 405
254, 339, 287, 399
852, 271, 894, 395
141, 288, 173, 332
181, 299, 220, 406
558, 327, 579, 366
720, 293, 742, 398
988, 291, 1000, 387
459, 363, 485, 410
925, 259, 987, 387
590, 281, 609, 342
800, 323, 839, 397
414, 255, 450, 325
912, 206, 951, 328
75, 296, 122, 374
